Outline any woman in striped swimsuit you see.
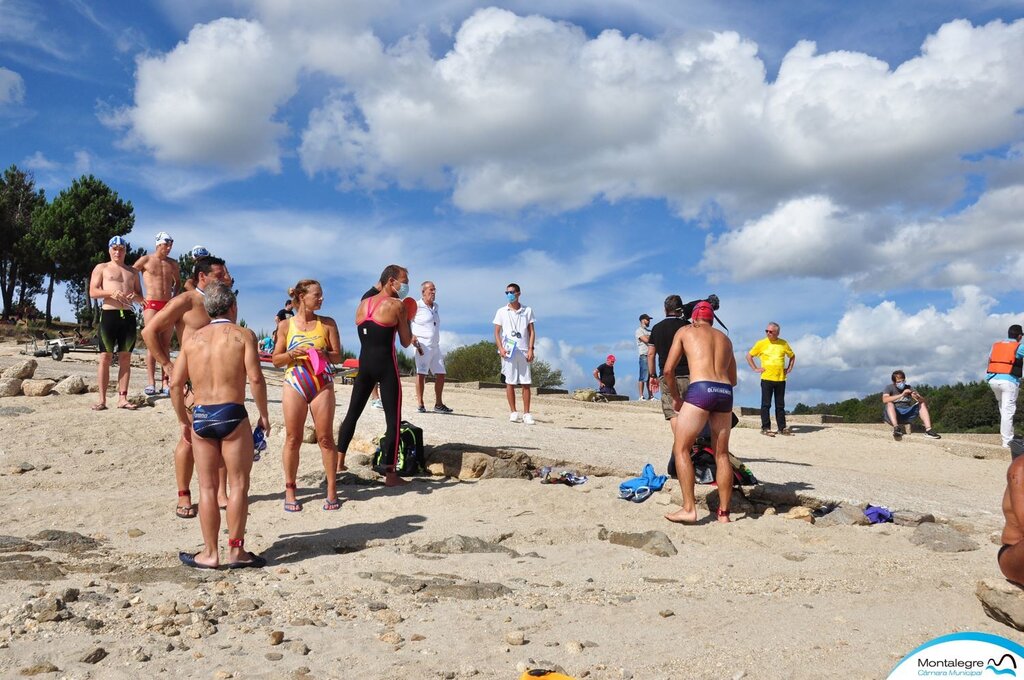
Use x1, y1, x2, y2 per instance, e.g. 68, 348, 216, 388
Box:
272, 280, 343, 511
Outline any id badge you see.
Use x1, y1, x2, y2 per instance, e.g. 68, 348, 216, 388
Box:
502, 336, 517, 355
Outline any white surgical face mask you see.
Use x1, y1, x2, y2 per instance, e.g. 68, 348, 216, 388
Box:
895, 381, 906, 390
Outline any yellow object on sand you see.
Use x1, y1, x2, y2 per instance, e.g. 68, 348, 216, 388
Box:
519, 672, 575, 680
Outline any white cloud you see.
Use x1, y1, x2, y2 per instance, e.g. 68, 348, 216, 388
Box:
297, 12, 1024, 214
702, 183, 1024, 292
106, 18, 298, 172
0, 67, 25, 105
781, 286, 1022, 403
21, 151, 56, 171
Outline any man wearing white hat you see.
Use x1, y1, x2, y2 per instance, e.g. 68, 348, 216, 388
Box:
134, 231, 182, 395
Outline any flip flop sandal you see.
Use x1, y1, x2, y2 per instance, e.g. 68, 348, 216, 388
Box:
175, 490, 196, 519
91, 403, 107, 411
323, 497, 341, 511
143, 385, 157, 396
117, 391, 137, 410
225, 539, 267, 569
284, 483, 302, 512
179, 551, 219, 570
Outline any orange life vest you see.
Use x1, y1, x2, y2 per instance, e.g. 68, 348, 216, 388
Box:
988, 340, 1023, 377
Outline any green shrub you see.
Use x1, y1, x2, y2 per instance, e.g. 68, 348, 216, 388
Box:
444, 340, 564, 388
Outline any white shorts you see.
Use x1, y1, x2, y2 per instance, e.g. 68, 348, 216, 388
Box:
501, 351, 532, 385
415, 344, 445, 375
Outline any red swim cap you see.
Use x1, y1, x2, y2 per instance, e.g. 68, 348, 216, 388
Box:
691, 301, 714, 323
607, 354, 616, 363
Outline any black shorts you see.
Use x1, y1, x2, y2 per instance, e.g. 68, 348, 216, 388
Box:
98, 308, 137, 354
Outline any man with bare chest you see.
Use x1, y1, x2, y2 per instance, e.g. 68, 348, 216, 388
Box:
999, 453, 1024, 586
143, 256, 232, 518
133, 231, 181, 396
88, 236, 143, 410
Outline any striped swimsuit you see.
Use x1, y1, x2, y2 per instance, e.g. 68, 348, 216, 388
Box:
284, 317, 334, 402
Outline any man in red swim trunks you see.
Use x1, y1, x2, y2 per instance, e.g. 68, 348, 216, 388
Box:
134, 231, 181, 396
662, 301, 738, 524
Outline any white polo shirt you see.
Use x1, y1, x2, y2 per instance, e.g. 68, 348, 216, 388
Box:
411, 300, 440, 346
492, 304, 535, 357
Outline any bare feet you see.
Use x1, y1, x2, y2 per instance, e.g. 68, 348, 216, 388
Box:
385, 471, 410, 487
664, 507, 698, 524
337, 452, 348, 473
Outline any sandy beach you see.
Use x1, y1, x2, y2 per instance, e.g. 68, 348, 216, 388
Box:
0, 342, 1018, 679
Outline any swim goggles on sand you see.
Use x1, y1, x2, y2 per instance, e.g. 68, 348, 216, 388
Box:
618, 486, 654, 503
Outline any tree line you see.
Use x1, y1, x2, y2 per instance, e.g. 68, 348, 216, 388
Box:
792, 381, 1014, 434
0, 165, 134, 325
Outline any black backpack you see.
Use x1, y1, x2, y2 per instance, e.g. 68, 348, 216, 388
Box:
373, 420, 425, 475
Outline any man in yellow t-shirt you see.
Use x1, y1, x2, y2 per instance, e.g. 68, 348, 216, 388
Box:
746, 322, 796, 437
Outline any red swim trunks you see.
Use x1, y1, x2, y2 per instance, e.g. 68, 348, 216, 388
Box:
144, 299, 168, 311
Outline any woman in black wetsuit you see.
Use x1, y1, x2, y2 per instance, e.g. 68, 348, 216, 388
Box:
337, 264, 414, 487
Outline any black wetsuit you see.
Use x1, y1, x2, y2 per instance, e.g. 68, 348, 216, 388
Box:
337, 296, 401, 467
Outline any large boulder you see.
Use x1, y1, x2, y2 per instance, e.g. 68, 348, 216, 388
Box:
599, 528, 678, 557
2, 359, 37, 380
815, 504, 871, 528
909, 523, 980, 552
0, 377, 22, 397
21, 379, 55, 397
977, 579, 1024, 631
425, 448, 490, 479
302, 424, 317, 444
53, 375, 87, 395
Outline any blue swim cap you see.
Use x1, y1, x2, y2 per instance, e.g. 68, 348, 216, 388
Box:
108, 235, 128, 247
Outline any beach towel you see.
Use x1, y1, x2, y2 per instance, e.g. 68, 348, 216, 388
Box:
619, 463, 668, 502
863, 504, 893, 523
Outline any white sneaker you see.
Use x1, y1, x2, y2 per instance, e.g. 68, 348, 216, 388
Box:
371, 399, 383, 410
522, 413, 535, 425
509, 411, 520, 423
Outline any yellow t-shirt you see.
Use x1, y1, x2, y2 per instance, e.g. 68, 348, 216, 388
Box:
748, 337, 794, 382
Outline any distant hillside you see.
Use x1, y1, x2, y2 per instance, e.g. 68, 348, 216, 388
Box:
792, 381, 1016, 434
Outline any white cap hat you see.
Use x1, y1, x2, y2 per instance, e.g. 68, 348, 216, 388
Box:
155, 231, 173, 244
191, 245, 210, 258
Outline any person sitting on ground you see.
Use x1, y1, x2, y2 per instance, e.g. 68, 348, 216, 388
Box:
998, 448, 1024, 585
594, 355, 617, 395
882, 370, 941, 440
170, 282, 269, 570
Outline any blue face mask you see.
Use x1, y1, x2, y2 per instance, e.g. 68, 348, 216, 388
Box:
396, 282, 409, 299
506, 292, 516, 303
895, 382, 906, 390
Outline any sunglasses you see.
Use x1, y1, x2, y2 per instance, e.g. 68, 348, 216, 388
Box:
765, 329, 777, 333
505, 290, 517, 295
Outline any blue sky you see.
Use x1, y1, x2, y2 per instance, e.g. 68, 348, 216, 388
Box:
2, 0, 1024, 406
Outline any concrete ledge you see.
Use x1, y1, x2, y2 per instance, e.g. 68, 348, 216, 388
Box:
737, 407, 843, 423
452, 381, 568, 395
